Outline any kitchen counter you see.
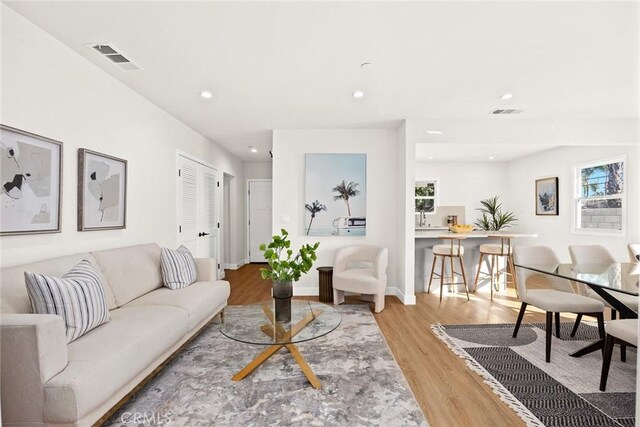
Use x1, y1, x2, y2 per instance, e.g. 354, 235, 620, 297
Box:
414, 230, 538, 293
416, 230, 537, 239
416, 230, 485, 238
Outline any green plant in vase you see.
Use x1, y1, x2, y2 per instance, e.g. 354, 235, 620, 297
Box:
474, 196, 518, 231
259, 229, 320, 322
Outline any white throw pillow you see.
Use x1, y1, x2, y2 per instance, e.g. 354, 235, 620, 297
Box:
160, 245, 197, 290
25, 259, 111, 343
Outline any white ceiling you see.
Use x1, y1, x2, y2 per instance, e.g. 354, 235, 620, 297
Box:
5, 1, 639, 161
415, 143, 552, 162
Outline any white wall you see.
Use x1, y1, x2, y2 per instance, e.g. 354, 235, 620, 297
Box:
272, 129, 402, 298
0, 6, 246, 267
507, 145, 640, 262
396, 120, 416, 303
244, 161, 273, 180
415, 161, 510, 224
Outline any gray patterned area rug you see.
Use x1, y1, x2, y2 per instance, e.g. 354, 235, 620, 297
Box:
432, 322, 636, 427
105, 305, 427, 426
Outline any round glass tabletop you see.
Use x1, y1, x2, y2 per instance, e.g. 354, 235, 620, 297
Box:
219, 300, 341, 345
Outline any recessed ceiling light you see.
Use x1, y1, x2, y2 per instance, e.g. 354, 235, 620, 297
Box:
428, 156, 434, 160
501, 93, 513, 100
352, 91, 364, 98
426, 130, 443, 135
488, 156, 495, 160
360, 62, 372, 69
249, 146, 258, 153
200, 91, 213, 99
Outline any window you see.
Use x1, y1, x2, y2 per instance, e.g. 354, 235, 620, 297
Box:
415, 180, 437, 215
574, 156, 626, 235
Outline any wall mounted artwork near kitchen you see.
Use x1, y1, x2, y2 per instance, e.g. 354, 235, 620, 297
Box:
0, 125, 63, 235
304, 153, 366, 236
78, 148, 127, 231
535, 177, 559, 216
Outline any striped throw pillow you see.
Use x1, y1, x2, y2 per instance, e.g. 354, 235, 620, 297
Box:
24, 259, 110, 343
160, 245, 197, 290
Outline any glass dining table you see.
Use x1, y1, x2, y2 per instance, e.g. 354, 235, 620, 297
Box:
514, 262, 639, 357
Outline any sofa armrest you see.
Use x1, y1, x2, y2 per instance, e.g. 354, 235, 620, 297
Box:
194, 258, 217, 281
1, 314, 68, 424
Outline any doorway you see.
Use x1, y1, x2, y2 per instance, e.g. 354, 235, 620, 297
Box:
247, 179, 272, 263
177, 154, 220, 278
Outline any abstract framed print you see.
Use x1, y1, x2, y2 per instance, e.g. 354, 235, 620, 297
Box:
78, 149, 127, 231
1, 125, 63, 235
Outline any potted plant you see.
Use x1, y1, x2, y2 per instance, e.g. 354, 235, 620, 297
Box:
474, 196, 518, 231
259, 229, 320, 322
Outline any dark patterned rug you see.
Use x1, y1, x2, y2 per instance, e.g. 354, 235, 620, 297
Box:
433, 323, 636, 427
105, 305, 427, 426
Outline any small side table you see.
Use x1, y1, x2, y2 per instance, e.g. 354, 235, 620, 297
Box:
317, 266, 334, 303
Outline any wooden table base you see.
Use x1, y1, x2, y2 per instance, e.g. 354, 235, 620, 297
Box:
231, 304, 324, 389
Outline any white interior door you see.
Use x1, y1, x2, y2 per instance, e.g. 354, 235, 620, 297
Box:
177, 155, 219, 275
248, 180, 272, 263
198, 166, 217, 259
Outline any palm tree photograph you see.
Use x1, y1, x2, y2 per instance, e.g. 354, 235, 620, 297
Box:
332, 180, 360, 216
305, 200, 327, 235
304, 153, 366, 236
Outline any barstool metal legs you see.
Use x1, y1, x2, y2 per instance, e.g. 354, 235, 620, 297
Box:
426, 256, 437, 294
459, 257, 470, 301
473, 252, 484, 292
475, 252, 516, 301
439, 256, 445, 302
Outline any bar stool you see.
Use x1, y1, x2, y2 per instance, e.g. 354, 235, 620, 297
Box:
474, 234, 517, 300
427, 235, 470, 302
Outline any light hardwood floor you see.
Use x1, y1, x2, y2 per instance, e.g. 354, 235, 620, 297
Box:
224, 264, 582, 427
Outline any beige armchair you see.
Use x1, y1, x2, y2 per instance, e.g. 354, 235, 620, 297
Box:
333, 245, 389, 313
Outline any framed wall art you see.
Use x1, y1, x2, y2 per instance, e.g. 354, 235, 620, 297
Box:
1, 125, 63, 235
304, 153, 367, 236
535, 177, 559, 216
78, 149, 127, 231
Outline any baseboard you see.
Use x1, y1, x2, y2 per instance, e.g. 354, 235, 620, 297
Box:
386, 286, 417, 305
223, 259, 247, 270
293, 286, 319, 296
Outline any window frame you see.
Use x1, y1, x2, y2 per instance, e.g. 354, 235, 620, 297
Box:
415, 179, 438, 216
572, 155, 626, 237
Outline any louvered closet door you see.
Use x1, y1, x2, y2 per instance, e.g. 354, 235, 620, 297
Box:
197, 167, 217, 258
178, 156, 200, 254
177, 155, 219, 275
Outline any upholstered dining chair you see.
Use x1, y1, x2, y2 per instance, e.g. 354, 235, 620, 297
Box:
600, 319, 638, 391
513, 246, 605, 362
333, 245, 388, 313
569, 245, 638, 327
628, 244, 640, 263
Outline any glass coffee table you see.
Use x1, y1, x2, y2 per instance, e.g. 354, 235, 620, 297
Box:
219, 300, 341, 389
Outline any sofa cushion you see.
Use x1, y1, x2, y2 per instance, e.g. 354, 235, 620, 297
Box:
25, 260, 110, 343
161, 245, 197, 290
125, 280, 230, 330
1, 253, 116, 314
92, 244, 163, 307
43, 305, 188, 424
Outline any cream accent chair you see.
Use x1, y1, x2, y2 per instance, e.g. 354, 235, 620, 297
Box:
333, 246, 389, 313
512, 246, 605, 362
569, 245, 638, 323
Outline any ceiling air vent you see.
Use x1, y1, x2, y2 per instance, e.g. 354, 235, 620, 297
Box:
490, 108, 524, 115
87, 43, 141, 71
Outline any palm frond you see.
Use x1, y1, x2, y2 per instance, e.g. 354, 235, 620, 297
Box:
474, 195, 517, 231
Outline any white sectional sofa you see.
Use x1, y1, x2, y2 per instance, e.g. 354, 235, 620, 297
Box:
0, 243, 230, 427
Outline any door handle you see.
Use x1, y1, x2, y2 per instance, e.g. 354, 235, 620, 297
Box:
199, 232, 211, 237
